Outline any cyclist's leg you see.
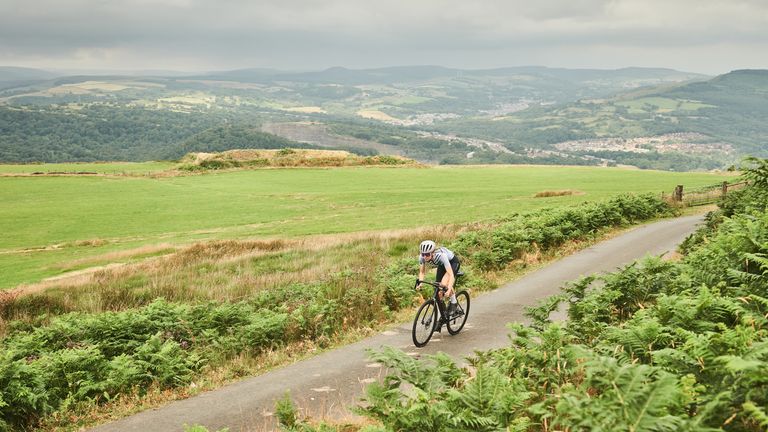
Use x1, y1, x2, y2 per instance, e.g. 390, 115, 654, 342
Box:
441, 274, 454, 299
435, 265, 447, 299
434, 266, 448, 328
441, 258, 460, 298
443, 259, 461, 317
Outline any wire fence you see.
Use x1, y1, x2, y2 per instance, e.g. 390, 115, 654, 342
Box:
661, 181, 748, 207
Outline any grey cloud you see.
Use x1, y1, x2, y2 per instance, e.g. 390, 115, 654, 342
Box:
0, 0, 767, 73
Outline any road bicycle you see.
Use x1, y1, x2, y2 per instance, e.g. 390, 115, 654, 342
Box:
411, 278, 470, 347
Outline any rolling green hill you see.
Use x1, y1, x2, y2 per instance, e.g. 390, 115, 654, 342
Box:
654, 69, 768, 155
436, 69, 768, 170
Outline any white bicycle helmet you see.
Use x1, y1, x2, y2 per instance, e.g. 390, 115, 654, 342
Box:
419, 240, 436, 254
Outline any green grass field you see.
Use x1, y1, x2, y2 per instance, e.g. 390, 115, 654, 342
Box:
616, 97, 716, 113
0, 161, 174, 175
0, 164, 735, 289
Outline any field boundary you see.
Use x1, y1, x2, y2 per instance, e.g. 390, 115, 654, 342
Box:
663, 180, 747, 206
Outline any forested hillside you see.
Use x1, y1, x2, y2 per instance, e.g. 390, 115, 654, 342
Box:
657, 70, 768, 155
0, 106, 222, 161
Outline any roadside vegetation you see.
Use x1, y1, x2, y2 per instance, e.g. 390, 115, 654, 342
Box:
0, 190, 677, 431
265, 156, 768, 431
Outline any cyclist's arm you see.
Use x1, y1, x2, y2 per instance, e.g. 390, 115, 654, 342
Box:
418, 262, 426, 287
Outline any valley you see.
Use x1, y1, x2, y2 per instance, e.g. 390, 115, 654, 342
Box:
4, 66, 764, 170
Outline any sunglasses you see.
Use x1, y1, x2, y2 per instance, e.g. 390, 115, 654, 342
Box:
421, 252, 432, 257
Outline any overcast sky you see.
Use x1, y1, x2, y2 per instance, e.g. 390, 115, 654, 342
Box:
1, 0, 767, 75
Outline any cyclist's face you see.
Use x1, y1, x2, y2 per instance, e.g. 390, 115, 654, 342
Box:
421, 252, 432, 260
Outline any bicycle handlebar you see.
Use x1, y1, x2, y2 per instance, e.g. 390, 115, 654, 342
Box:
414, 279, 446, 290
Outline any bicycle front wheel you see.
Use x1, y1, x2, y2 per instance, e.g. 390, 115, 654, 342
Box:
412, 299, 437, 347
447, 290, 470, 335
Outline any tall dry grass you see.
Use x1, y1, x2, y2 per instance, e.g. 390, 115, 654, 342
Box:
3, 226, 458, 323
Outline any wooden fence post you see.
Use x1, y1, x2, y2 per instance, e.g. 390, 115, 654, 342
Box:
722, 181, 728, 198
674, 185, 684, 202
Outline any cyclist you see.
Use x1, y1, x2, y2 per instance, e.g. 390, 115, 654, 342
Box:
418, 240, 462, 320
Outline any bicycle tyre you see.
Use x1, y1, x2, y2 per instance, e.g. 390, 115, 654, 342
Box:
447, 290, 470, 335
412, 299, 437, 347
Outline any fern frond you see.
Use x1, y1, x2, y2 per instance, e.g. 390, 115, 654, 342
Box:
743, 401, 768, 428
554, 355, 687, 431
525, 294, 566, 331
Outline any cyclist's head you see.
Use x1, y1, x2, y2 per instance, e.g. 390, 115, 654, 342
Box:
419, 240, 436, 256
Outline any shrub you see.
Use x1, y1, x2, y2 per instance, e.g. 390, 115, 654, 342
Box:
534, 189, 580, 198
276, 148, 297, 156
0, 353, 51, 431
376, 258, 420, 312
275, 392, 298, 428
199, 159, 239, 170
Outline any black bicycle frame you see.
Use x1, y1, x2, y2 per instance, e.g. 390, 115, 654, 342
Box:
414, 279, 449, 320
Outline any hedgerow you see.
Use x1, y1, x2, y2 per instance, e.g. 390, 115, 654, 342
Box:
451, 193, 672, 270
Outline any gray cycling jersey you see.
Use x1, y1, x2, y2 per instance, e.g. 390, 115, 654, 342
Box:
419, 246, 455, 268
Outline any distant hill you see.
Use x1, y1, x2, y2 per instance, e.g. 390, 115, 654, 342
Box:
2, 65, 762, 170
0, 66, 60, 90
192, 65, 704, 85
707, 69, 768, 88
435, 69, 768, 169
0, 66, 58, 82
647, 69, 768, 154
0, 64, 706, 110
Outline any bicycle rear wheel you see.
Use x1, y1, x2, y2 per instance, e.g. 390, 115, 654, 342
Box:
447, 290, 470, 335
412, 299, 437, 347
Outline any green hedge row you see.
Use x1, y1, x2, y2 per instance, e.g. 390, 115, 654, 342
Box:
452, 193, 672, 270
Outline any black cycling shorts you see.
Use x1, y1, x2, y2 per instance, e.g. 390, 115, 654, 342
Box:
436, 256, 461, 282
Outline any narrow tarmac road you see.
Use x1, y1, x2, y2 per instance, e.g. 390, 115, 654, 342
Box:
90, 214, 705, 432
